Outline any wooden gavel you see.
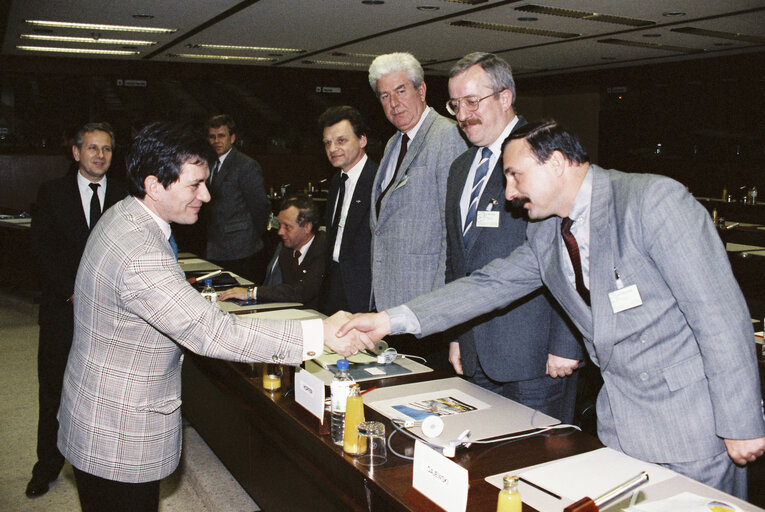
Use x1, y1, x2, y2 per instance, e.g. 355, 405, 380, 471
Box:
564, 471, 649, 512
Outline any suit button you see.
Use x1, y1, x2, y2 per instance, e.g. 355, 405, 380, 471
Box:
640, 336, 647, 344
272, 355, 280, 362
465, 272, 471, 277
639, 372, 649, 381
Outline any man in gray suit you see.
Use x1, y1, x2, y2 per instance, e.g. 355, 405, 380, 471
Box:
368, 52, 467, 359
58, 122, 365, 511
205, 114, 270, 281
444, 53, 582, 422
340, 121, 765, 497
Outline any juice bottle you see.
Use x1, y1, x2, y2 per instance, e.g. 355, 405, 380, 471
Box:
343, 384, 366, 455
497, 475, 521, 512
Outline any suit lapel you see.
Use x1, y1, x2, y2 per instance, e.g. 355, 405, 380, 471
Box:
587, 165, 616, 367
464, 159, 503, 252
376, 110, 438, 223
66, 173, 90, 232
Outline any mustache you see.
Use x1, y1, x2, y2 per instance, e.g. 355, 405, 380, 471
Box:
459, 118, 481, 129
510, 197, 530, 209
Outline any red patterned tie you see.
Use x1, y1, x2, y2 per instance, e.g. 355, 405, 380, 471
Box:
561, 217, 590, 306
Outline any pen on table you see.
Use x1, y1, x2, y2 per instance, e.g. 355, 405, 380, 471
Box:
518, 476, 561, 500
187, 269, 222, 284
726, 222, 739, 229
360, 386, 378, 395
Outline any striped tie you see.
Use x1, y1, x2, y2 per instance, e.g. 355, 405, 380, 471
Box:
463, 147, 493, 242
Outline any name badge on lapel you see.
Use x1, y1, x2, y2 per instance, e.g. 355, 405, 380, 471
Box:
475, 199, 500, 228
476, 211, 499, 228
608, 268, 642, 313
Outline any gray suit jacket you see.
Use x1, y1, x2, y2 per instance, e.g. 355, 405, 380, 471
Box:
205, 147, 270, 260
445, 145, 582, 382
370, 108, 467, 310
406, 165, 765, 464
59, 196, 306, 482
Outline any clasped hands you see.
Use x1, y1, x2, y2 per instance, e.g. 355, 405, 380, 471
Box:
322, 311, 392, 357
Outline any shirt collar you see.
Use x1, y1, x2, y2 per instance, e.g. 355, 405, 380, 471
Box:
402, 106, 431, 141
485, 115, 519, 156
218, 147, 233, 165
77, 171, 106, 193
568, 166, 593, 223
296, 233, 315, 256
136, 197, 172, 240
342, 153, 367, 182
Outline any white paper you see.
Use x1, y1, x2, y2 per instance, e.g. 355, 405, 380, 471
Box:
624, 491, 743, 512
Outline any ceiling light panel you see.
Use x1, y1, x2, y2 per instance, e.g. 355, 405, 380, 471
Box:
514, 5, 654, 27
670, 27, 765, 45
19, 34, 157, 45
25, 20, 176, 33
17, 45, 140, 55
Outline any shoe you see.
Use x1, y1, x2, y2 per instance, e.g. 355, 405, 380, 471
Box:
25, 474, 52, 498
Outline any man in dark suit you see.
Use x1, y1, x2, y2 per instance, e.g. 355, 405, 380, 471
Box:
27, 122, 128, 497
444, 53, 582, 422
205, 114, 270, 281
318, 106, 377, 314
220, 195, 326, 309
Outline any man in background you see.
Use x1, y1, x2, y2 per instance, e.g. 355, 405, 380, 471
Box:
319, 106, 377, 314
220, 195, 326, 309
27, 122, 127, 497
205, 114, 270, 281
444, 53, 582, 422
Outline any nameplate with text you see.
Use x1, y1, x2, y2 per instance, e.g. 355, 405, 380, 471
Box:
412, 441, 468, 512
294, 368, 325, 422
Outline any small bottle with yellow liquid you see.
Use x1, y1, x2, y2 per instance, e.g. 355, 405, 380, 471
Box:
262, 363, 282, 391
343, 384, 367, 455
497, 475, 521, 512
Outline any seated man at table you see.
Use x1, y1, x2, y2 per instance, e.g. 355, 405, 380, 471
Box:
219, 194, 326, 309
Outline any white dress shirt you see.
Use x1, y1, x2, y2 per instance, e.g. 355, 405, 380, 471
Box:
77, 172, 107, 227
379, 106, 432, 192
331, 154, 367, 262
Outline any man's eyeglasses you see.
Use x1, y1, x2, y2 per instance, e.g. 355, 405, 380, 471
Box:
446, 91, 502, 116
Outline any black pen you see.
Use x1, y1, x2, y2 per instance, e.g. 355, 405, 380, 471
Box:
518, 476, 561, 500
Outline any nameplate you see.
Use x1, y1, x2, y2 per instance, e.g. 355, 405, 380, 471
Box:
412, 441, 468, 512
294, 368, 325, 422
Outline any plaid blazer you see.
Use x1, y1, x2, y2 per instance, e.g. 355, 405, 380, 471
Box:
58, 196, 305, 482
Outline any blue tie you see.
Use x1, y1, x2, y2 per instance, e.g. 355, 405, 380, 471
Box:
168, 232, 178, 260
463, 147, 492, 242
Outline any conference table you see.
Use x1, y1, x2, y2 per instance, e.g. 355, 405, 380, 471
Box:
179, 256, 764, 511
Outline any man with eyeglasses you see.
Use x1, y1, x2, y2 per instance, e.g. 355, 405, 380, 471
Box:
443, 52, 582, 422
367, 52, 466, 363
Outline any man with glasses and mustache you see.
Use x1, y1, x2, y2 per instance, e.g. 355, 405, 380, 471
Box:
443, 52, 582, 423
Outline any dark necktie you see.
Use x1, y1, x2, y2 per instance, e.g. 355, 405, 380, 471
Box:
293, 250, 301, 276
561, 217, 590, 306
463, 147, 492, 243
208, 159, 220, 186
376, 133, 409, 217
89, 183, 101, 230
328, 173, 348, 253
168, 232, 179, 260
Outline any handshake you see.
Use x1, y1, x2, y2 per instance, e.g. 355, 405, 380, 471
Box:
322, 311, 392, 357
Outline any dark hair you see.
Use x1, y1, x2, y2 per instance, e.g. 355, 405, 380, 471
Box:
279, 194, 320, 233
126, 122, 215, 199
449, 52, 516, 106
75, 122, 115, 149
502, 120, 589, 165
318, 106, 369, 139
206, 114, 236, 134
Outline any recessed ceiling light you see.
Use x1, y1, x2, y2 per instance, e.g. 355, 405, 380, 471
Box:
642, 33, 661, 38
188, 43, 304, 53
171, 53, 277, 62
20, 34, 156, 45
671, 27, 765, 44
517, 17, 538, 22
330, 51, 377, 59
132, 14, 155, 19
598, 38, 704, 54
516, 5, 653, 27
662, 11, 686, 17
17, 45, 140, 55
417, 6, 440, 11
441, 0, 488, 4
451, 20, 579, 38
25, 19, 176, 33
361, 0, 385, 5
303, 60, 370, 68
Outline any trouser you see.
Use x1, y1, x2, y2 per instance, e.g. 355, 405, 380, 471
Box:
73, 467, 160, 512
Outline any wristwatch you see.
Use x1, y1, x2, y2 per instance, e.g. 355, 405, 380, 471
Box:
247, 286, 255, 300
